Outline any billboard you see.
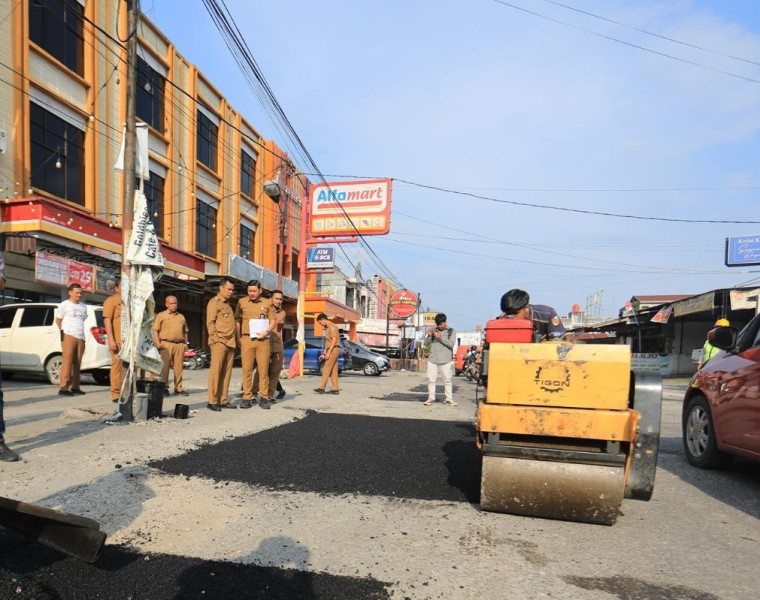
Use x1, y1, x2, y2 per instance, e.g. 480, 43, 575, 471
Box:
726, 235, 760, 267
389, 289, 418, 318
310, 179, 391, 237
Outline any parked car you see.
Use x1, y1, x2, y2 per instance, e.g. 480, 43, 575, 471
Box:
682, 314, 760, 468
282, 336, 352, 374
0, 303, 111, 385
345, 340, 390, 376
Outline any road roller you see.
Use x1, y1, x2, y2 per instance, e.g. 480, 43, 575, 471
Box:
476, 319, 661, 525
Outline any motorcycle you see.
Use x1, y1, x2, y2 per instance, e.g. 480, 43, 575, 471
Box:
463, 346, 483, 384
196, 349, 211, 368
182, 347, 204, 370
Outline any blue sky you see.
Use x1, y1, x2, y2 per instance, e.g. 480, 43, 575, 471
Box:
145, 0, 760, 331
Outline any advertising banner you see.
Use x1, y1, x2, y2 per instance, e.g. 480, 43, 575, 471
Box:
67, 260, 95, 292
35, 252, 68, 286
673, 292, 714, 317
310, 179, 391, 237
725, 234, 760, 267
389, 289, 418, 318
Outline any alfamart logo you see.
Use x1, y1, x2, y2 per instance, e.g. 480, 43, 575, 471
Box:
309, 179, 392, 237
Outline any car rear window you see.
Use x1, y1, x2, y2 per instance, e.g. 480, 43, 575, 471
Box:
94, 309, 104, 328
19, 305, 55, 327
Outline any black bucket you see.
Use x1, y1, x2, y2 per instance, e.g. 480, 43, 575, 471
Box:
147, 381, 165, 418
174, 403, 189, 419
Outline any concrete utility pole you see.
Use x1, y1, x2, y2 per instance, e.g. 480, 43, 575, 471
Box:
120, 0, 139, 417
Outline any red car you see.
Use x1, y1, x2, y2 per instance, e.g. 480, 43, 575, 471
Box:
682, 314, 760, 468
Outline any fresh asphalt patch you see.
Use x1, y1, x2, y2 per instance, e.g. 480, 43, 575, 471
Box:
151, 412, 482, 504
370, 381, 480, 402
0, 529, 391, 599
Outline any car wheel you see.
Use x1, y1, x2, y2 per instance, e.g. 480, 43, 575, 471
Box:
45, 354, 63, 385
362, 362, 379, 376
683, 395, 731, 469
92, 370, 110, 386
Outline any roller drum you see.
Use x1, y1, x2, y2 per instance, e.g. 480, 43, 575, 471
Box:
480, 455, 625, 525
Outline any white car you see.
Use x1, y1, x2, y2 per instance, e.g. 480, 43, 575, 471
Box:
0, 303, 111, 385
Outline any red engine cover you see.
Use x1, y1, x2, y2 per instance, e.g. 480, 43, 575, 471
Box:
485, 318, 533, 344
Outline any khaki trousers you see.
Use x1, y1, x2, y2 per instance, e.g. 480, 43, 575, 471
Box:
241, 336, 271, 399
108, 350, 127, 400
318, 347, 340, 391
207, 343, 234, 405
253, 350, 284, 398
159, 341, 185, 392
60, 334, 85, 391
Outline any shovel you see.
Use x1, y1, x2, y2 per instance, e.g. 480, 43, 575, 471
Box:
0, 495, 107, 563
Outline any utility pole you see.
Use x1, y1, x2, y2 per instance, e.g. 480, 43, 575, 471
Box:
120, 0, 139, 418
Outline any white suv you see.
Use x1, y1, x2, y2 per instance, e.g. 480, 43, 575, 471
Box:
0, 303, 111, 385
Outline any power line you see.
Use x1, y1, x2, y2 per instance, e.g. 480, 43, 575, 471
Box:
541, 0, 760, 67
392, 178, 757, 224
492, 0, 760, 85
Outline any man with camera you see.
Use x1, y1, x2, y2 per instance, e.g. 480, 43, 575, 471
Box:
423, 313, 457, 406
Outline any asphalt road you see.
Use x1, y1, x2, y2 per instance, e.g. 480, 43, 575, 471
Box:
0, 367, 758, 600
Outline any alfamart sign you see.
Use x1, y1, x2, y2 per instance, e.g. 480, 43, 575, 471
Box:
309, 179, 391, 237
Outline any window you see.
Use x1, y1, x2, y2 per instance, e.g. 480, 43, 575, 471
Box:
30, 103, 85, 205
28, 0, 84, 75
240, 223, 255, 260
196, 199, 217, 257
142, 172, 165, 238
19, 306, 55, 327
136, 57, 165, 131
0, 308, 18, 329
197, 109, 218, 171
240, 149, 256, 197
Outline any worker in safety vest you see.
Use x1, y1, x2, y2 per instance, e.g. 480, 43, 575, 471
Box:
699, 318, 730, 368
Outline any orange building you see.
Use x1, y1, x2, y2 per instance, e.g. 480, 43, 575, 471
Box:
0, 2, 356, 346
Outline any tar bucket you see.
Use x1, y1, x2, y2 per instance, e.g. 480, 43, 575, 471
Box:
174, 403, 189, 419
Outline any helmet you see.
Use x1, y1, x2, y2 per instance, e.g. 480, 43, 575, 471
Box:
715, 318, 730, 327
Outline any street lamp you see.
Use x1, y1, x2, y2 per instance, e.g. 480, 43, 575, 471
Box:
263, 180, 281, 203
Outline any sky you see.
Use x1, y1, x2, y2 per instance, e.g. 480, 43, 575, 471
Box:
144, 0, 760, 332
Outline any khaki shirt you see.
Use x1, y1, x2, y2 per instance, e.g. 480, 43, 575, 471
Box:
153, 310, 188, 343
206, 294, 236, 348
270, 307, 285, 352
235, 297, 273, 336
102, 293, 122, 342
323, 321, 340, 353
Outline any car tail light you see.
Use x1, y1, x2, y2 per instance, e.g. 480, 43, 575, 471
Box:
90, 326, 108, 345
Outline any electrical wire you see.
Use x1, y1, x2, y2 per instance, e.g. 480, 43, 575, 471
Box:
492, 0, 760, 85
540, 0, 760, 67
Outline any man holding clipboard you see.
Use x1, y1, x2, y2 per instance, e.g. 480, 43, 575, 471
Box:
235, 280, 276, 409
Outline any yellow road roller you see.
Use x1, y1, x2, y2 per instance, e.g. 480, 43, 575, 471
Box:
476, 319, 661, 525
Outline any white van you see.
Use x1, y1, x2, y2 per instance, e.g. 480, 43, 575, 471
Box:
0, 303, 111, 385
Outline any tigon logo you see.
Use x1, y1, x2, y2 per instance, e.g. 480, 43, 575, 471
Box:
534, 366, 571, 393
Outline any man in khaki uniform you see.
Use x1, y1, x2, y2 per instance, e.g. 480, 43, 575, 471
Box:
235, 280, 275, 409
103, 278, 125, 402
253, 289, 287, 403
314, 312, 340, 395
206, 277, 238, 411
152, 295, 189, 396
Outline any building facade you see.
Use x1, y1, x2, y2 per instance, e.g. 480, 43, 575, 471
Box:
0, 1, 304, 346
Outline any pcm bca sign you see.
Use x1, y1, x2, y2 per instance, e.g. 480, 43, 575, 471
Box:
389, 289, 418, 319
310, 179, 391, 237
